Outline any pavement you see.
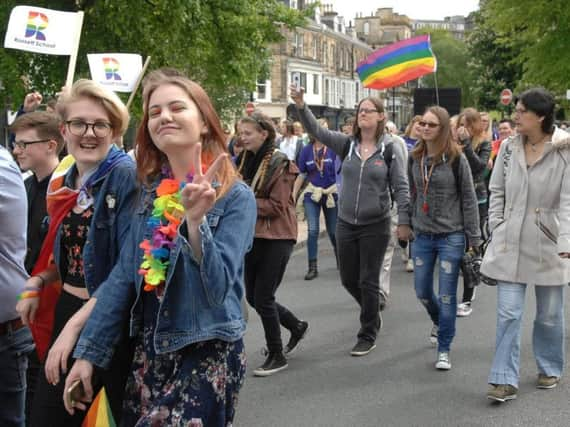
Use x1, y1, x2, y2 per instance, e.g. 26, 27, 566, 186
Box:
235, 236, 570, 427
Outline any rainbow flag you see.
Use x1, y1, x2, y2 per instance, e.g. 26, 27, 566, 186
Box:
357, 34, 437, 90
82, 387, 116, 427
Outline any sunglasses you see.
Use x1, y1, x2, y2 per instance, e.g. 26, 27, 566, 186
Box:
418, 121, 440, 128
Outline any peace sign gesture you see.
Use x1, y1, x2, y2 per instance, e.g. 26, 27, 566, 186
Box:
179, 142, 227, 225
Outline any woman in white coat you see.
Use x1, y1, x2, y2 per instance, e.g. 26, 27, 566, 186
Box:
482, 88, 570, 403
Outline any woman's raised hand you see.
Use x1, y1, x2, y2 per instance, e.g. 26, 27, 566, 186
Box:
180, 142, 227, 225
289, 84, 305, 107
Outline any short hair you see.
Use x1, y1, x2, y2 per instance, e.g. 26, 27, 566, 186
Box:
56, 79, 130, 138
514, 88, 555, 133
498, 118, 514, 129
9, 111, 65, 153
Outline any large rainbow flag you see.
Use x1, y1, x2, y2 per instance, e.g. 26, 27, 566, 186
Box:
82, 387, 116, 427
357, 34, 437, 90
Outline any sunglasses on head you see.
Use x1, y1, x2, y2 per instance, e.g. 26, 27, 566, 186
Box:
418, 121, 440, 128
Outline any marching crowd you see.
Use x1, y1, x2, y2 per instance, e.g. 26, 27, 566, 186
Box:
0, 70, 568, 426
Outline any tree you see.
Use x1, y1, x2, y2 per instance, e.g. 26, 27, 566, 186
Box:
0, 0, 307, 119
416, 29, 476, 107
485, 0, 570, 94
466, 5, 523, 111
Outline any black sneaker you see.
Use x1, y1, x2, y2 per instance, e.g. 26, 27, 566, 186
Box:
350, 339, 376, 357
284, 321, 309, 355
253, 352, 288, 377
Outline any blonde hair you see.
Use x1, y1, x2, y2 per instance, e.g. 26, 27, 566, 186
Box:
56, 79, 130, 138
458, 108, 486, 151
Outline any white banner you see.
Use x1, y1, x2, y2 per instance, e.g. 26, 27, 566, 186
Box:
4, 6, 82, 56
87, 53, 143, 93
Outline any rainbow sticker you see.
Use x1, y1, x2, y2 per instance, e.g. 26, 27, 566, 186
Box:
103, 57, 121, 81
25, 11, 48, 41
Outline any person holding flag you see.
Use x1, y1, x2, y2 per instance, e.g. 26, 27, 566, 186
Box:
63, 69, 256, 426
15, 79, 137, 426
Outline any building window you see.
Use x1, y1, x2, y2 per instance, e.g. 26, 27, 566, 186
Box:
256, 79, 267, 100
294, 32, 304, 57
364, 22, 370, 35
313, 37, 318, 59
324, 79, 330, 104
313, 74, 319, 95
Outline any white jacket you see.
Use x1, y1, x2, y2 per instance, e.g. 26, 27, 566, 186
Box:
481, 128, 570, 285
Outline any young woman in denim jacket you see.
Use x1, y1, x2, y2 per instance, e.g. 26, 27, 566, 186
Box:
62, 69, 256, 426
455, 108, 492, 317
15, 80, 137, 426
237, 113, 308, 377
408, 106, 481, 371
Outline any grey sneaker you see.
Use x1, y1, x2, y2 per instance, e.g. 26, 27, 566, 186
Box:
350, 339, 376, 356
429, 324, 438, 346
487, 384, 518, 402
537, 374, 560, 389
435, 352, 451, 370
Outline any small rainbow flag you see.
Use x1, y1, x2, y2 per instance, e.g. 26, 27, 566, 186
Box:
82, 387, 116, 427
357, 34, 437, 90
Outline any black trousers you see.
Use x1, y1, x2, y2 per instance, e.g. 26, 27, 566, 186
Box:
244, 238, 301, 353
336, 217, 391, 343
30, 290, 133, 427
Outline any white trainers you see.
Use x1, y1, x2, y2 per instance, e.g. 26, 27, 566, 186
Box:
435, 352, 451, 370
457, 302, 473, 317
405, 259, 414, 272
429, 324, 438, 346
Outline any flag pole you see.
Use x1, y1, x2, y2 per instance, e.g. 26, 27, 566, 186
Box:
126, 56, 152, 111
65, 11, 84, 88
433, 70, 440, 106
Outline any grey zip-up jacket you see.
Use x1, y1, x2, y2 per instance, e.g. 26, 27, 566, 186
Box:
296, 105, 410, 226
408, 153, 482, 248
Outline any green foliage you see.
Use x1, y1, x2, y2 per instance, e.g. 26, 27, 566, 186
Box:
416, 29, 476, 107
485, 0, 570, 94
0, 0, 307, 120
465, 6, 523, 111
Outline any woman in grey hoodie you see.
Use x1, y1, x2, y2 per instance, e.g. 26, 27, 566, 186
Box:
291, 86, 411, 357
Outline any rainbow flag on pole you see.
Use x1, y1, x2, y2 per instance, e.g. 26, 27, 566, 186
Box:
82, 387, 116, 427
356, 34, 437, 90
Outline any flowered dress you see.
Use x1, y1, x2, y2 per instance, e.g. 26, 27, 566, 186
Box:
121, 289, 246, 427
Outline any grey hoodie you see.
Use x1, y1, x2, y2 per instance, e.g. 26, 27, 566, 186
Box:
296, 105, 410, 226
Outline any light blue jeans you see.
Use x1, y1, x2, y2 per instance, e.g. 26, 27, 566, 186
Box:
488, 282, 565, 387
412, 231, 465, 352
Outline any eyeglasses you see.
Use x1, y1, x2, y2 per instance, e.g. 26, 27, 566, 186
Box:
13, 139, 51, 150
66, 120, 113, 138
358, 108, 378, 115
418, 121, 440, 128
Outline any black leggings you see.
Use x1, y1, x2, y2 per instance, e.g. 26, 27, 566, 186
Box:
336, 217, 391, 343
244, 238, 302, 353
30, 290, 133, 427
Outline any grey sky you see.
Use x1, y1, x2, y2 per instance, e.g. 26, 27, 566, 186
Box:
329, 0, 480, 22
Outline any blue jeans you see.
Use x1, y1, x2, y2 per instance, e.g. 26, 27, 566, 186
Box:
488, 282, 565, 387
0, 323, 34, 427
412, 232, 465, 352
304, 196, 337, 261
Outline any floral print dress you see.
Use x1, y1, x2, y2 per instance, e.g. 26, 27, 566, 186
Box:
121, 290, 246, 427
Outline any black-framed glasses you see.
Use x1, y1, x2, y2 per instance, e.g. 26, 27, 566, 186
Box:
418, 121, 440, 128
358, 108, 378, 115
13, 139, 51, 150
66, 120, 113, 138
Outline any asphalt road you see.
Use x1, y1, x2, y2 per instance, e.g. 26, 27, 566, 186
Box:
235, 241, 570, 427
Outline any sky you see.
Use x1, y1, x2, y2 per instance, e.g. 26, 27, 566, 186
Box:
329, 0, 480, 22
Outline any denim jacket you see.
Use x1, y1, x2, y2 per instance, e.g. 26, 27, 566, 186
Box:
52, 155, 137, 296
74, 179, 256, 368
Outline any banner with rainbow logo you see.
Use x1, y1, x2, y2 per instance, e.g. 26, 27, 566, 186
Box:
87, 53, 143, 93
4, 6, 81, 55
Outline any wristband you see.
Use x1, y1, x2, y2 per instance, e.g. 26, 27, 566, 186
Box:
18, 290, 41, 300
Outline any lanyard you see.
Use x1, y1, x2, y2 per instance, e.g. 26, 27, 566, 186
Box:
313, 145, 327, 177
420, 155, 436, 214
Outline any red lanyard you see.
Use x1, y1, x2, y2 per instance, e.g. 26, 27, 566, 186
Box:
313, 145, 327, 177
420, 155, 436, 214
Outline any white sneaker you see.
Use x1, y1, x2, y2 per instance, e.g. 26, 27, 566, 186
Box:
457, 302, 473, 317
405, 259, 414, 272
429, 324, 438, 346
435, 352, 451, 370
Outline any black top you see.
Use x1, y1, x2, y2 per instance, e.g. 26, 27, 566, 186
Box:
60, 206, 93, 287
24, 173, 52, 274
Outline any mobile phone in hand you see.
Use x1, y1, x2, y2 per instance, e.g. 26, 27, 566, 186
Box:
292, 72, 301, 90
66, 380, 85, 407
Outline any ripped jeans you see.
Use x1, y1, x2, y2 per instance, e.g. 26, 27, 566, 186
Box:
412, 231, 465, 352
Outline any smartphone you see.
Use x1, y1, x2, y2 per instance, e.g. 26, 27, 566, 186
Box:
66, 380, 85, 407
292, 72, 301, 90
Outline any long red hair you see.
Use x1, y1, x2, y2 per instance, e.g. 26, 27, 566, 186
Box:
135, 69, 237, 197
